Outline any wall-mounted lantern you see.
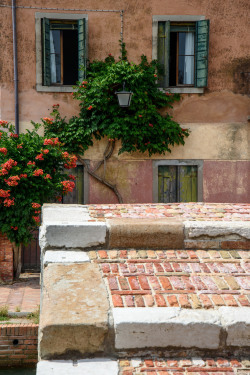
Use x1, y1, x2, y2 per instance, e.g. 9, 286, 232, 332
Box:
115, 82, 133, 108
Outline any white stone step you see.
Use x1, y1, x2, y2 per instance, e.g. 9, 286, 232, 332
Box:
37, 359, 118, 375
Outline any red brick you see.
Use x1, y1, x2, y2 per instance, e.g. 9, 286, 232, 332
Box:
187, 250, 198, 259
125, 295, 135, 307
144, 294, 154, 307
169, 276, 185, 290
154, 263, 164, 272
163, 262, 174, 272
118, 277, 130, 290
128, 276, 140, 290
172, 263, 182, 272
230, 359, 242, 367
120, 250, 128, 258
167, 295, 178, 307
112, 295, 123, 307
200, 294, 213, 308
110, 263, 118, 273
178, 294, 191, 308
138, 275, 150, 290
101, 263, 110, 273
155, 294, 167, 307
149, 276, 161, 290
134, 295, 145, 307
191, 276, 207, 290
159, 276, 172, 290
223, 294, 238, 306
98, 250, 108, 259
238, 295, 250, 306
182, 276, 195, 290
108, 276, 119, 290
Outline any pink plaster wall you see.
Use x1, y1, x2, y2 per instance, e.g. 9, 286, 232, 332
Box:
203, 161, 250, 203
0, 0, 249, 122
88, 160, 153, 204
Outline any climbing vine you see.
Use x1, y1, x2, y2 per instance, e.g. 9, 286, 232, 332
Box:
43, 46, 190, 202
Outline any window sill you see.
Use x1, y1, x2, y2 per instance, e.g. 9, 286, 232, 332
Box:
166, 87, 204, 94
36, 84, 76, 93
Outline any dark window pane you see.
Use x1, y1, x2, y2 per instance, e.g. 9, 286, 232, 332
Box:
63, 29, 78, 85
169, 32, 177, 86
179, 32, 186, 55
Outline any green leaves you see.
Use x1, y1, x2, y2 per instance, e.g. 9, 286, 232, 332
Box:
44, 50, 190, 158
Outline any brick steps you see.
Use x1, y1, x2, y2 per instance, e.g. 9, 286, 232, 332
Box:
36, 204, 250, 374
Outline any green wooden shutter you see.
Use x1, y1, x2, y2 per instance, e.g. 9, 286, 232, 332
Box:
179, 166, 198, 202
42, 18, 51, 86
158, 166, 177, 203
78, 19, 87, 81
195, 19, 210, 87
157, 21, 170, 88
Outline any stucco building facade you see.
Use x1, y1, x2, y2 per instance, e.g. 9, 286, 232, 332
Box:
0, 0, 249, 204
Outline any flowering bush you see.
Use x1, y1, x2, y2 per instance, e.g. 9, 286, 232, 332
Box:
0, 121, 76, 245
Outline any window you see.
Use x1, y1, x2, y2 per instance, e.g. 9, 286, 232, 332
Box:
153, 160, 203, 203
35, 13, 88, 92
152, 16, 209, 93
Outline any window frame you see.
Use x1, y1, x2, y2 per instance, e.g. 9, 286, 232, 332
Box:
152, 15, 206, 94
152, 159, 203, 203
35, 12, 88, 92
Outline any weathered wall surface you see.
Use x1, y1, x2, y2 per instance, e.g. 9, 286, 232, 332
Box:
0, 0, 249, 203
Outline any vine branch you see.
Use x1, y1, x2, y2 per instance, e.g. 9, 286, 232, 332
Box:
77, 140, 123, 203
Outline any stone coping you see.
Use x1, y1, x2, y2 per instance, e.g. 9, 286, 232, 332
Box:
39, 205, 250, 251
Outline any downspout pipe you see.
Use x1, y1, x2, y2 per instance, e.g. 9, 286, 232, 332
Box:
12, 0, 19, 134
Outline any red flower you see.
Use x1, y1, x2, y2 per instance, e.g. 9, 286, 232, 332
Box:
4, 198, 14, 207
19, 174, 27, 178
61, 180, 75, 194
44, 174, 52, 180
139, 115, 142, 118
0, 189, 10, 198
0, 159, 17, 176
32, 216, 40, 224
0, 120, 8, 127
0, 148, 7, 155
4, 175, 20, 186
10, 133, 18, 138
68, 174, 76, 181
33, 169, 43, 176
149, 123, 154, 127
154, 74, 157, 77
27, 161, 36, 166
35, 153, 44, 161
42, 117, 53, 125
44, 137, 60, 146
11, 226, 18, 230
32, 203, 41, 209
56, 196, 62, 202
52, 104, 59, 108
87, 105, 93, 110
41, 149, 49, 154
64, 155, 77, 169
17, 144, 23, 149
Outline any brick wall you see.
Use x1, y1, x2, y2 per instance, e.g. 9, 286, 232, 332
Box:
0, 233, 14, 282
0, 324, 38, 366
